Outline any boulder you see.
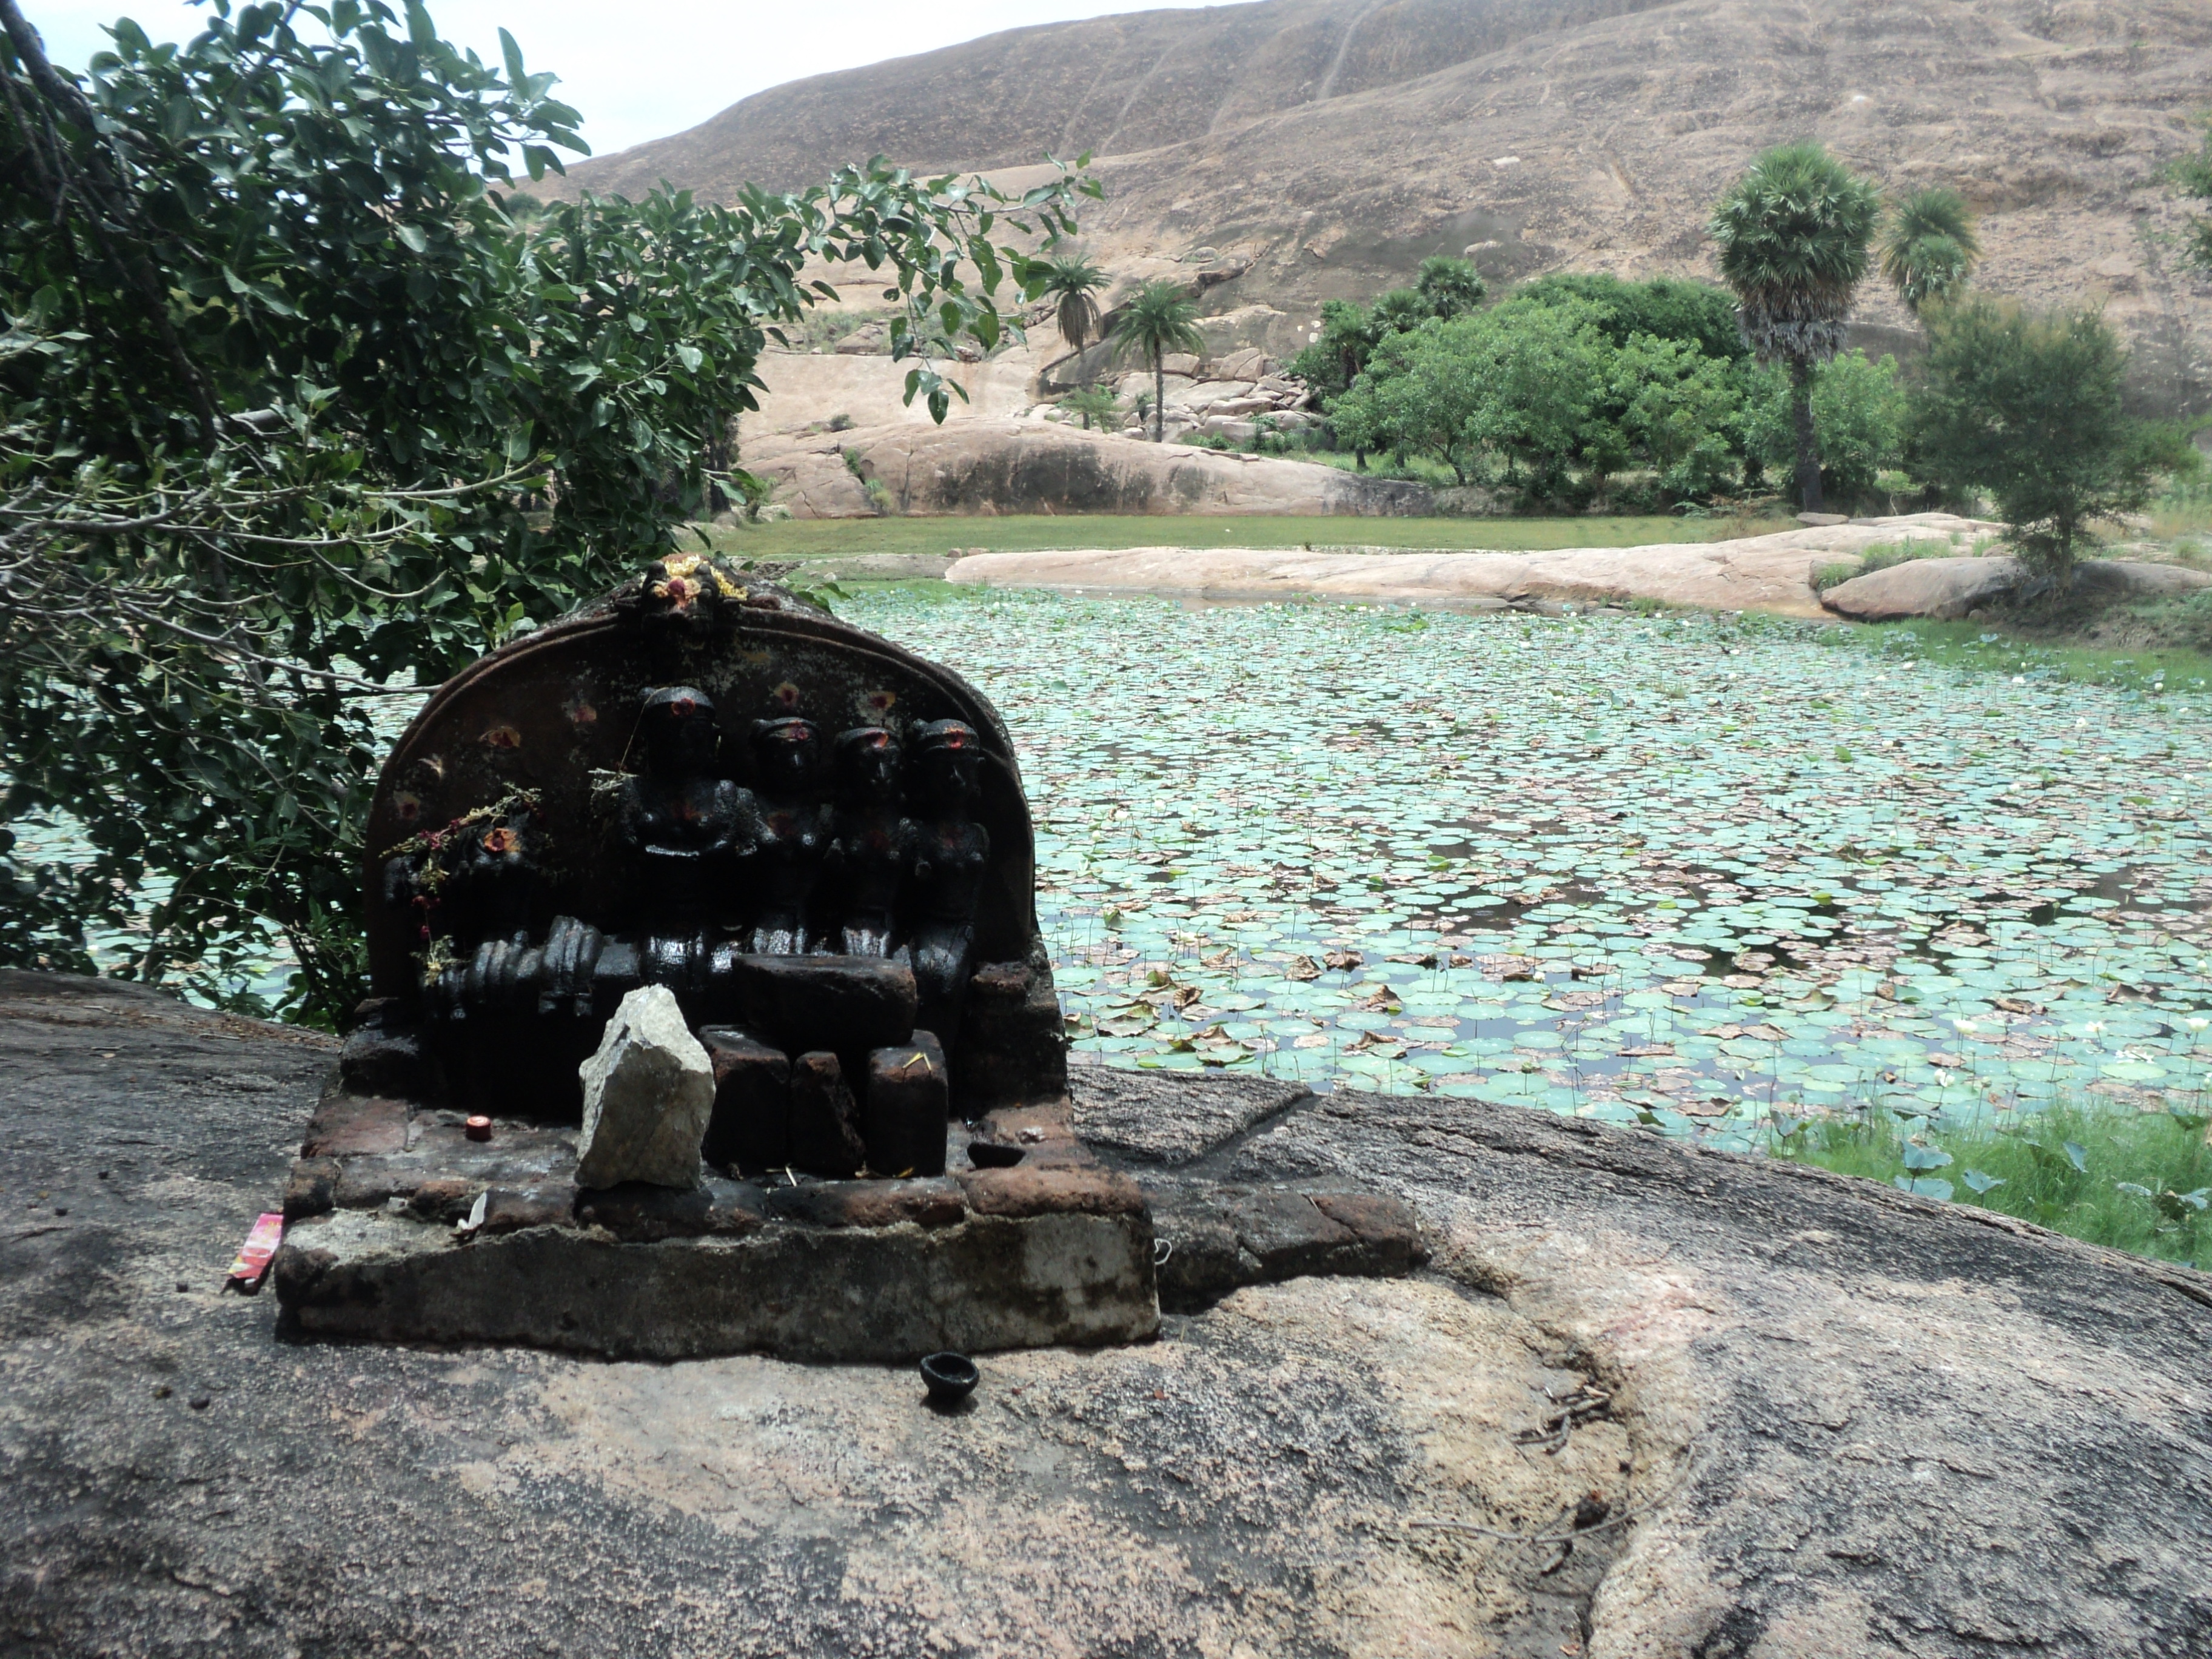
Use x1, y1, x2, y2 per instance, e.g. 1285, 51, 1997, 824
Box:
1822, 557, 2024, 620
1215, 346, 1275, 380
575, 985, 716, 1191
1176, 380, 1255, 410
1824, 554, 2212, 621
2074, 558, 2212, 597
1161, 352, 1202, 375
750, 418, 1433, 518
1203, 417, 1261, 441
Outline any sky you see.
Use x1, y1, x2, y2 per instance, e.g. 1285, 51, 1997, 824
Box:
24, 0, 1242, 156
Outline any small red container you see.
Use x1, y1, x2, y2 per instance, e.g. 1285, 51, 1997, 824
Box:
464, 1115, 493, 1142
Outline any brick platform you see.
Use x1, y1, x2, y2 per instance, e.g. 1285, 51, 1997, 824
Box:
273, 1082, 1159, 1361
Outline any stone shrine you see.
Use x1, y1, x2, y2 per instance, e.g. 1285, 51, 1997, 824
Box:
273, 557, 1158, 1359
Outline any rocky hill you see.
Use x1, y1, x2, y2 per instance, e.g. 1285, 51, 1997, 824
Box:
561, 0, 2212, 417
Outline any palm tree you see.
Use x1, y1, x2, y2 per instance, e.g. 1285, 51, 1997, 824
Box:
1414, 255, 1486, 319
1034, 255, 1110, 357
1108, 281, 1205, 441
1709, 141, 1882, 512
1881, 188, 1980, 317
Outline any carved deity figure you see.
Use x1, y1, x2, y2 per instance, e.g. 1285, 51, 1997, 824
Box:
826, 725, 913, 958
618, 686, 756, 991
908, 719, 990, 1045
743, 716, 828, 956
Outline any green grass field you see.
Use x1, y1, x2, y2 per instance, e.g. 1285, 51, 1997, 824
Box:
699, 511, 1797, 561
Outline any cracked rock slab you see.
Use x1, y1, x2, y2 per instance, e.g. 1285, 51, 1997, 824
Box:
1067, 1062, 1309, 1165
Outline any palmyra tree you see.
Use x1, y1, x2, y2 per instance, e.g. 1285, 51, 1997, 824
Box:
1035, 254, 1109, 356
1709, 141, 1882, 512
1108, 281, 1205, 441
1880, 187, 1980, 317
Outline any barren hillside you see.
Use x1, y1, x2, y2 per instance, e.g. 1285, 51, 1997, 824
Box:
562, 0, 2212, 415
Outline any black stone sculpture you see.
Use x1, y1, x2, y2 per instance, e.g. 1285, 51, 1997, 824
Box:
352, 554, 1066, 1170
827, 725, 910, 959
743, 716, 827, 956
908, 719, 990, 1050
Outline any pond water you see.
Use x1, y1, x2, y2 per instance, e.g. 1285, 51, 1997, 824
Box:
32, 584, 2212, 1153
837, 586, 2212, 1151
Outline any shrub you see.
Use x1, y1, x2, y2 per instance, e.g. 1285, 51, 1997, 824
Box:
1517, 271, 1748, 361
1907, 298, 2197, 580
1058, 385, 1121, 430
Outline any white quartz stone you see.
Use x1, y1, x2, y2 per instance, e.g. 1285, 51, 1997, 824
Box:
574, 986, 714, 1190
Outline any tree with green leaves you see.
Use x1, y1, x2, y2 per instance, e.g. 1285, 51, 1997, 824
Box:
1515, 272, 1747, 362
1331, 298, 1619, 500
1905, 298, 2195, 581
1107, 281, 1204, 441
1880, 187, 1979, 317
1708, 141, 1882, 512
1413, 255, 1486, 319
1057, 384, 1120, 430
1034, 252, 1108, 357
1743, 350, 1906, 509
2168, 119, 2212, 272
0, 0, 1093, 1021
1287, 267, 1482, 413
1289, 299, 1386, 404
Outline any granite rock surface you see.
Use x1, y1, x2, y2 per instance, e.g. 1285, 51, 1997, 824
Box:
4, 971, 2208, 1657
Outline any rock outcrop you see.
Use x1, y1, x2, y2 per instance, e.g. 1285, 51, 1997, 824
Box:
946, 513, 2008, 620
8, 970, 2209, 1656
574, 986, 715, 1190
559, 0, 2212, 421
748, 418, 1433, 518
1823, 555, 2212, 622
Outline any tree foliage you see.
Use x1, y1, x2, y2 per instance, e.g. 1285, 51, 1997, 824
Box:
1880, 187, 1979, 317
1515, 272, 1746, 362
2168, 119, 2212, 273
0, 0, 1092, 1019
1709, 141, 1882, 512
1744, 350, 1905, 508
1107, 280, 1204, 441
1327, 295, 1761, 505
1905, 297, 2194, 579
1034, 252, 1107, 354
1285, 259, 1486, 407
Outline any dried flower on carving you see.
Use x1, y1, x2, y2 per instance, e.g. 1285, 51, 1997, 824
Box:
771, 680, 802, 711
863, 689, 897, 717
392, 791, 422, 823
651, 552, 743, 608
481, 724, 522, 749
481, 826, 520, 855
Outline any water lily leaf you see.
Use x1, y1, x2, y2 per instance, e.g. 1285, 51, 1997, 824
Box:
1893, 1175, 1955, 1201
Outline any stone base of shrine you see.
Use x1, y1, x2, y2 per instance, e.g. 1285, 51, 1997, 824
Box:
270, 1086, 1159, 1361
274, 1200, 1156, 1362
